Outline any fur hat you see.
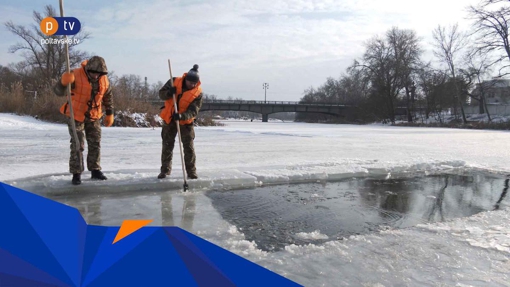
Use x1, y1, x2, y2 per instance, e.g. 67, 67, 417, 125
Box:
85, 56, 108, 75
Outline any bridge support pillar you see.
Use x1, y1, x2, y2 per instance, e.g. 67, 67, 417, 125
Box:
262, 114, 269, 122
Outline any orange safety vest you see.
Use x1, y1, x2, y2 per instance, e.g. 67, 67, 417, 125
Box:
59, 61, 109, 122
160, 73, 202, 125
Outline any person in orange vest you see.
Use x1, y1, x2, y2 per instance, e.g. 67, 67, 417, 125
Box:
53, 56, 114, 185
158, 64, 203, 179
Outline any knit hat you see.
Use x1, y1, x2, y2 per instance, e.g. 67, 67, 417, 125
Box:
186, 64, 200, 83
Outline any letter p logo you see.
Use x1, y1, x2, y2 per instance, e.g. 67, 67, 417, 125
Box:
40, 17, 58, 36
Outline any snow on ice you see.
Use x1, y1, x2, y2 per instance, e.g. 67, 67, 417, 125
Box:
0, 113, 509, 286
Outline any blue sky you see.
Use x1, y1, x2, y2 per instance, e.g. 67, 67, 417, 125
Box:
1, 0, 480, 101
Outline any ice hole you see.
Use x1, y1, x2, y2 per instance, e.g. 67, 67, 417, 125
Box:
207, 172, 509, 251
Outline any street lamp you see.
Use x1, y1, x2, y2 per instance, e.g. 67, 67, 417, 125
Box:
263, 82, 269, 103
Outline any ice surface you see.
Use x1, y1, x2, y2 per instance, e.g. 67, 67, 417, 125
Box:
1, 113, 509, 286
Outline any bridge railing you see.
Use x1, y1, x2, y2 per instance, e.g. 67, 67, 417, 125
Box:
202, 99, 348, 106
150, 98, 350, 107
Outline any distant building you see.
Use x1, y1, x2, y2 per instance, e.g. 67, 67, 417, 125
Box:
472, 79, 510, 104
465, 78, 510, 115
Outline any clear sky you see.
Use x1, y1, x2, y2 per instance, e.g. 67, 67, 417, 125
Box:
1, 0, 481, 101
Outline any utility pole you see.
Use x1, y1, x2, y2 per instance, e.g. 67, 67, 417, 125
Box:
263, 82, 269, 103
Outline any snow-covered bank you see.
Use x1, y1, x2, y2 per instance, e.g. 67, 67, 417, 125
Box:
0, 113, 509, 286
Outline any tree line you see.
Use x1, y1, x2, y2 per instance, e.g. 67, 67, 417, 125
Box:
0, 5, 190, 126
297, 0, 510, 124
3, 2, 510, 125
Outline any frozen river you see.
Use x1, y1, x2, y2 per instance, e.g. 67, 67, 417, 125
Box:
1, 114, 509, 286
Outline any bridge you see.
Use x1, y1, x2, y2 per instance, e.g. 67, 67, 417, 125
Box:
152, 99, 357, 122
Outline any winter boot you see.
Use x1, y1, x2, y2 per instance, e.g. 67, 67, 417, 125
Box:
72, 173, 81, 185
158, 171, 171, 179
91, 170, 107, 180
187, 172, 198, 179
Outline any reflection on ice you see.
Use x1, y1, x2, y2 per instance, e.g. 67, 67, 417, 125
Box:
207, 173, 509, 251
495, 178, 509, 210
46, 190, 197, 230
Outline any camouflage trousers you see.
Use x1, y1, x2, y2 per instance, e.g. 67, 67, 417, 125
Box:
160, 122, 196, 176
67, 119, 102, 174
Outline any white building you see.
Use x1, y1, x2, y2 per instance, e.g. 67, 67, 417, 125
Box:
474, 79, 510, 104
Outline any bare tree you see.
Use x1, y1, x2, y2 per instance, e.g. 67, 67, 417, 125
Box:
4, 5, 90, 84
114, 74, 145, 99
358, 36, 400, 122
432, 24, 468, 123
387, 27, 422, 122
416, 65, 437, 118
416, 67, 455, 123
462, 50, 494, 120
480, 0, 510, 6
0, 65, 22, 87
341, 64, 370, 105
468, 0, 510, 76
357, 27, 422, 123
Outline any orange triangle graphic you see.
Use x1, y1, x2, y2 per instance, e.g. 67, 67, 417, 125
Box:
112, 219, 153, 244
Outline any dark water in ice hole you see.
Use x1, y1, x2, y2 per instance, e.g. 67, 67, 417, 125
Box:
206, 173, 510, 252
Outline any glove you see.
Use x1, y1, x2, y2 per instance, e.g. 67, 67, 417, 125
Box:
104, 114, 114, 127
172, 112, 181, 121
61, 72, 75, 86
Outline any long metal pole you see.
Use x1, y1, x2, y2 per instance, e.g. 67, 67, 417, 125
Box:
59, 0, 82, 171
168, 59, 189, 192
